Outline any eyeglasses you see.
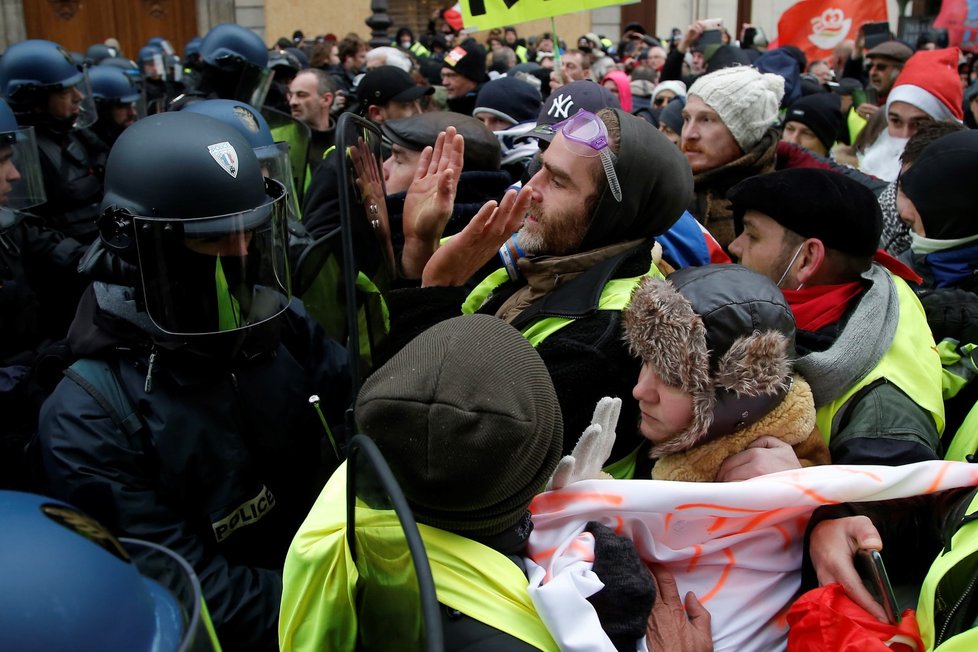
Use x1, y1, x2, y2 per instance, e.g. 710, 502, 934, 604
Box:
867, 61, 892, 73
547, 109, 622, 202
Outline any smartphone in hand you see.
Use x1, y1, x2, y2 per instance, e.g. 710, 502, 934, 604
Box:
856, 549, 901, 624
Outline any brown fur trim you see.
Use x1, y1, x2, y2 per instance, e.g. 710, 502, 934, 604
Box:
623, 277, 716, 458
651, 375, 828, 481
714, 330, 792, 397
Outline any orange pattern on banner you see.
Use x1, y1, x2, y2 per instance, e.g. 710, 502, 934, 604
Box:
777, 0, 888, 63
525, 462, 978, 652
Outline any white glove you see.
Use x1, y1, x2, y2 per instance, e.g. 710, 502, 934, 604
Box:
547, 396, 621, 490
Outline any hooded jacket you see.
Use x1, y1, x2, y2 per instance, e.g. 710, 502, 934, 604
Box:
37, 282, 350, 651
385, 109, 693, 459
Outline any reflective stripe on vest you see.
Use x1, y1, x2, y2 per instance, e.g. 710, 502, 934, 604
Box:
916, 491, 978, 651
462, 264, 664, 347
815, 273, 945, 441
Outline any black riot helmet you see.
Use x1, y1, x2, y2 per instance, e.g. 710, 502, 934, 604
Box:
196, 23, 272, 107
98, 112, 291, 335
0, 39, 98, 130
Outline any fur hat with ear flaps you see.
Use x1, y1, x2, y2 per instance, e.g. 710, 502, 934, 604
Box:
624, 264, 795, 458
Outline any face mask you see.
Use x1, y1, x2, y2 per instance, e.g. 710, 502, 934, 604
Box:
777, 243, 805, 289
910, 231, 978, 255
400, 40, 411, 48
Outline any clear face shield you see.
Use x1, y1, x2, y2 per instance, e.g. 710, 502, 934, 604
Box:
255, 141, 300, 222
132, 178, 292, 335
0, 126, 47, 213
119, 538, 221, 652
241, 65, 273, 109
142, 53, 167, 81
61, 72, 98, 130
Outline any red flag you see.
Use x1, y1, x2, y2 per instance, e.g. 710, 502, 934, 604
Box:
777, 0, 888, 63
933, 0, 978, 52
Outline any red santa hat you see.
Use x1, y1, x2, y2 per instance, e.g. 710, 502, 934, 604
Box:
886, 47, 964, 121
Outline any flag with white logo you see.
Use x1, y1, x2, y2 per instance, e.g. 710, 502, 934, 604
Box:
777, 0, 888, 63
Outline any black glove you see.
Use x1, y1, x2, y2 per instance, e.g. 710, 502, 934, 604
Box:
585, 521, 656, 652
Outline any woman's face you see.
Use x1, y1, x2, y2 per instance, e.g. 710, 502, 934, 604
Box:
632, 363, 695, 445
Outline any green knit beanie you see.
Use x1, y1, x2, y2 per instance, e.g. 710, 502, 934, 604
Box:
356, 314, 563, 537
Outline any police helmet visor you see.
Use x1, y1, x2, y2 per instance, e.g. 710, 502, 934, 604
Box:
132, 178, 292, 335
245, 66, 274, 110
255, 141, 300, 222
120, 538, 221, 652
40, 71, 98, 131
0, 125, 46, 211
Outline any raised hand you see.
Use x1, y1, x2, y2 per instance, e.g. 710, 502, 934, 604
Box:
421, 185, 531, 287
401, 127, 464, 279
350, 137, 395, 277
548, 397, 621, 490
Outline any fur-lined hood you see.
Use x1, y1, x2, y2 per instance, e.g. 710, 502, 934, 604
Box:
623, 264, 795, 458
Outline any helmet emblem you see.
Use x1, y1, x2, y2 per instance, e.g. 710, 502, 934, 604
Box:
208, 141, 238, 178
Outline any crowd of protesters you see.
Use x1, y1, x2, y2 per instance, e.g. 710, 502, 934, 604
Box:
2, 7, 978, 651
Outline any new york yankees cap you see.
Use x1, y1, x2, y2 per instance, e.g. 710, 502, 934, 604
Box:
526, 80, 622, 142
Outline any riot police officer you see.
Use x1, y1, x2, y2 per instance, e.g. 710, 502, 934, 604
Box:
37, 111, 351, 650
0, 39, 106, 244
171, 23, 271, 110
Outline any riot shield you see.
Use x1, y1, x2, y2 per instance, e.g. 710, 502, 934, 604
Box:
120, 538, 222, 652
335, 112, 396, 393
263, 106, 311, 207
346, 434, 443, 652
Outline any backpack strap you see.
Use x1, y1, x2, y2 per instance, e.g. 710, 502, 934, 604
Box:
63, 359, 143, 437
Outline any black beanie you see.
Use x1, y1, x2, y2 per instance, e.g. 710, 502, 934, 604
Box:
578, 109, 693, 251
900, 130, 978, 241
658, 96, 686, 135
727, 168, 882, 257
443, 41, 488, 84
783, 92, 843, 152
355, 314, 563, 538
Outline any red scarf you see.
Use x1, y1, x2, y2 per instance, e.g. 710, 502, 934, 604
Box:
782, 282, 864, 332
783, 251, 919, 332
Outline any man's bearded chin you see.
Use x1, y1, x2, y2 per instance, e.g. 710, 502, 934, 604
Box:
518, 205, 546, 255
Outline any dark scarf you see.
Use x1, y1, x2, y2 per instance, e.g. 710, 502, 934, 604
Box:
921, 241, 978, 289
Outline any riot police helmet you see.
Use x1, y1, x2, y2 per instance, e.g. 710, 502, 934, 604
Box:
98, 111, 291, 335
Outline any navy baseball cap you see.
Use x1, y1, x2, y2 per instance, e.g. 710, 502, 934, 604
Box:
526, 80, 622, 142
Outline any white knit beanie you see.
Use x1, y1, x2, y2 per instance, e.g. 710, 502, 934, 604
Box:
688, 66, 785, 151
